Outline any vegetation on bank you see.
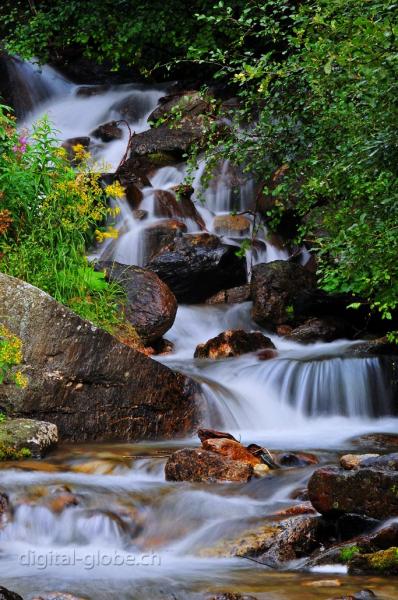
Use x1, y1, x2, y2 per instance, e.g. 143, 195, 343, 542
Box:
0, 107, 127, 333
0, 0, 397, 330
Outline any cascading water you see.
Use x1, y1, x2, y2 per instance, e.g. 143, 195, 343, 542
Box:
2, 60, 398, 600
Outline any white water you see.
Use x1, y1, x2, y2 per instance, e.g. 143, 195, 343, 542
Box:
3, 59, 398, 599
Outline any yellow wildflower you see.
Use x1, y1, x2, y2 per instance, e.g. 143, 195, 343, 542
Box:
14, 371, 28, 389
72, 144, 90, 161
105, 181, 125, 199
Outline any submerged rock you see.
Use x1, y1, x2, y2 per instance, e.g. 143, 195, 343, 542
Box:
94, 261, 177, 344
147, 233, 247, 303
339, 454, 380, 470
165, 448, 253, 483
213, 214, 251, 236
206, 594, 257, 600
0, 588, 23, 600
194, 329, 276, 359
308, 465, 398, 519
327, 592, 378, 600
0, 418, 58, 458
251, 261, 316, 329
348, 547, 398, 575
91, 120, 123, 142
0, 273, 198, 441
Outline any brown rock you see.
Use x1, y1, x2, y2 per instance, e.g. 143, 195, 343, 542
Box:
286, 317, 351, 344
276, 502, 317, 517
213, 215, 251, 236
132, 209, 148, 220
205, 285, 251, 305
349, 432, 398, 451
276, 325, 293, 336
95, 261, 177, 344
144, 219, 187, 262
194, 329, 275, 359
47, 493, 79, 513
348, 547, 398, 575
32, 594, 88, 600
91, 120, 123, 142
153, 189, 205, 229
202, 438, 261, 466
308, 466, 398, 519
165, 448, 253, 483
206, 595, 257, 600
197, 428, 238, 443
0, 273, 198, 442
340, 454, 379, 470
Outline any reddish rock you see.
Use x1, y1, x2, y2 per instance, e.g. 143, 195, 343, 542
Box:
197, 428, 238, 443
276, 325, 293, 336
276, 502, 317, 517
194, 329, 275, 359
91, 120, 123, 142
154, 189, 205, 229
165, 448, 253, 483
202, 438, 261, 466
257, 348, 278, 361
205, 285, 251, 305
308, 466, 398, 519
213, 214, 251, 235
144, 219, 187, 262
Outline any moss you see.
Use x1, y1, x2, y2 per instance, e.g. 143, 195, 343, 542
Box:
0, 442, 31, 461
340, 544, 361, 562
147, 152, 177, 165
368, 547, 398, 572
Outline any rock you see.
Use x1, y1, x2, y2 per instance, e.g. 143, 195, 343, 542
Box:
276, 452, 319, 468
149, 91, 209, 124
349, 433, 398, 451
0, 273, 198, 441
128, 126, 202, 162
133, 209, 148, 220
125, 182, 144, 209
47, 492, 79, 513
91, 120, 123, 142
308, 466, 398, 519
253, 463, 270, 477
276, 324, 293, 336
327, 592, 378, 600
147, 233, 247, 303
110, 92, 155, 122
194, 330, 276, 359
0, 588, 23, 600
213, 215, 251, 236
153, 189, 205, 229
165, 448, 253, 483
348, 547, 398, 575
251, 261, 316, 328
276, 502, 317, 517
257, 348, 278, 361
303, 580, 341, 588
347, 337, 398, 357
340, 454, 380, 470
76, 85, 110, 97
0, 418, 58, 458
197, 428, 238, 443
205, 285, 251, 305
359, 453, 398, 471
202, 438, 261, 466
206, 595, 257, 600
286, 317, 350, 344
143, 220, 187, 262
94, 261, 177, 344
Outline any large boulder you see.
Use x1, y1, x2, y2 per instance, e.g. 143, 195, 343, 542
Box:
286, 317, 351, 344
148, 91, 210, 124
308, 465, 398, 520
251, 261, 316, 329
194, 329, 276, 359
0, 588, 23, 600
94, 261, 177, 344
128, 127, 202, 161
0, 273, 198, 441
147, 233, 247, 303
165, 448, 253, 483
143, 219, 187, 262
0, 418, 58, 458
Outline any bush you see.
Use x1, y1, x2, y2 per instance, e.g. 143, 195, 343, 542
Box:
0, 106, 126, 332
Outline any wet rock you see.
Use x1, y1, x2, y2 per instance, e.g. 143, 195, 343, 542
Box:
197, 429, 238, 443
144, 219, 187, 262
128, 127, 202, 162
147, 233, 247, 303
359, 453, 398, 471
91, 120, 123, 142
276, 324, 293, 336
194, 329, 276, 359
202, 438, 262, 467
347, 337, 398, 357
308, 466, 398, 519
327, 592, 378, 600
110, 92, 155, 122
257, 348, 278, 361
348, 547, 398, 575
153, 189, 205, 229
76, 85, 110, 97
251, 261, 316, 329
47, 492, 80, 513
0, 272, 198, 441
286, 317, 351, 344
145, 337, 174, 356
276, 502, 317, 517
205, 285, 251, 305
0, 588, 24, 600
0, 418, 58, 458
349, 432, 398, 451
340, 454, 380, 470
149, 91, 209, 124
303, 580, 341, 589
125, 182, 144, 209
165, 448, 253, 483
95, 261, 177, 344
213, 215, 251, 236
276, 452, 319, 468
133, 209, 148, 220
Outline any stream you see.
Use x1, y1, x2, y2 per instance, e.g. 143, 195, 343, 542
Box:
1, 57, 397, 599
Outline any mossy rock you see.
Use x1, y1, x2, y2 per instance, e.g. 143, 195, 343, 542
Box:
349, 547, 398, 575
0, 418, 58, 459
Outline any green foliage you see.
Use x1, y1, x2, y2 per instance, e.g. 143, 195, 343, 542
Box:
0, 107, 126, 332
186, 0, 398, 323
0, 324, 27, 387
0, 442, 31, 461
340, 545, 361, 562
